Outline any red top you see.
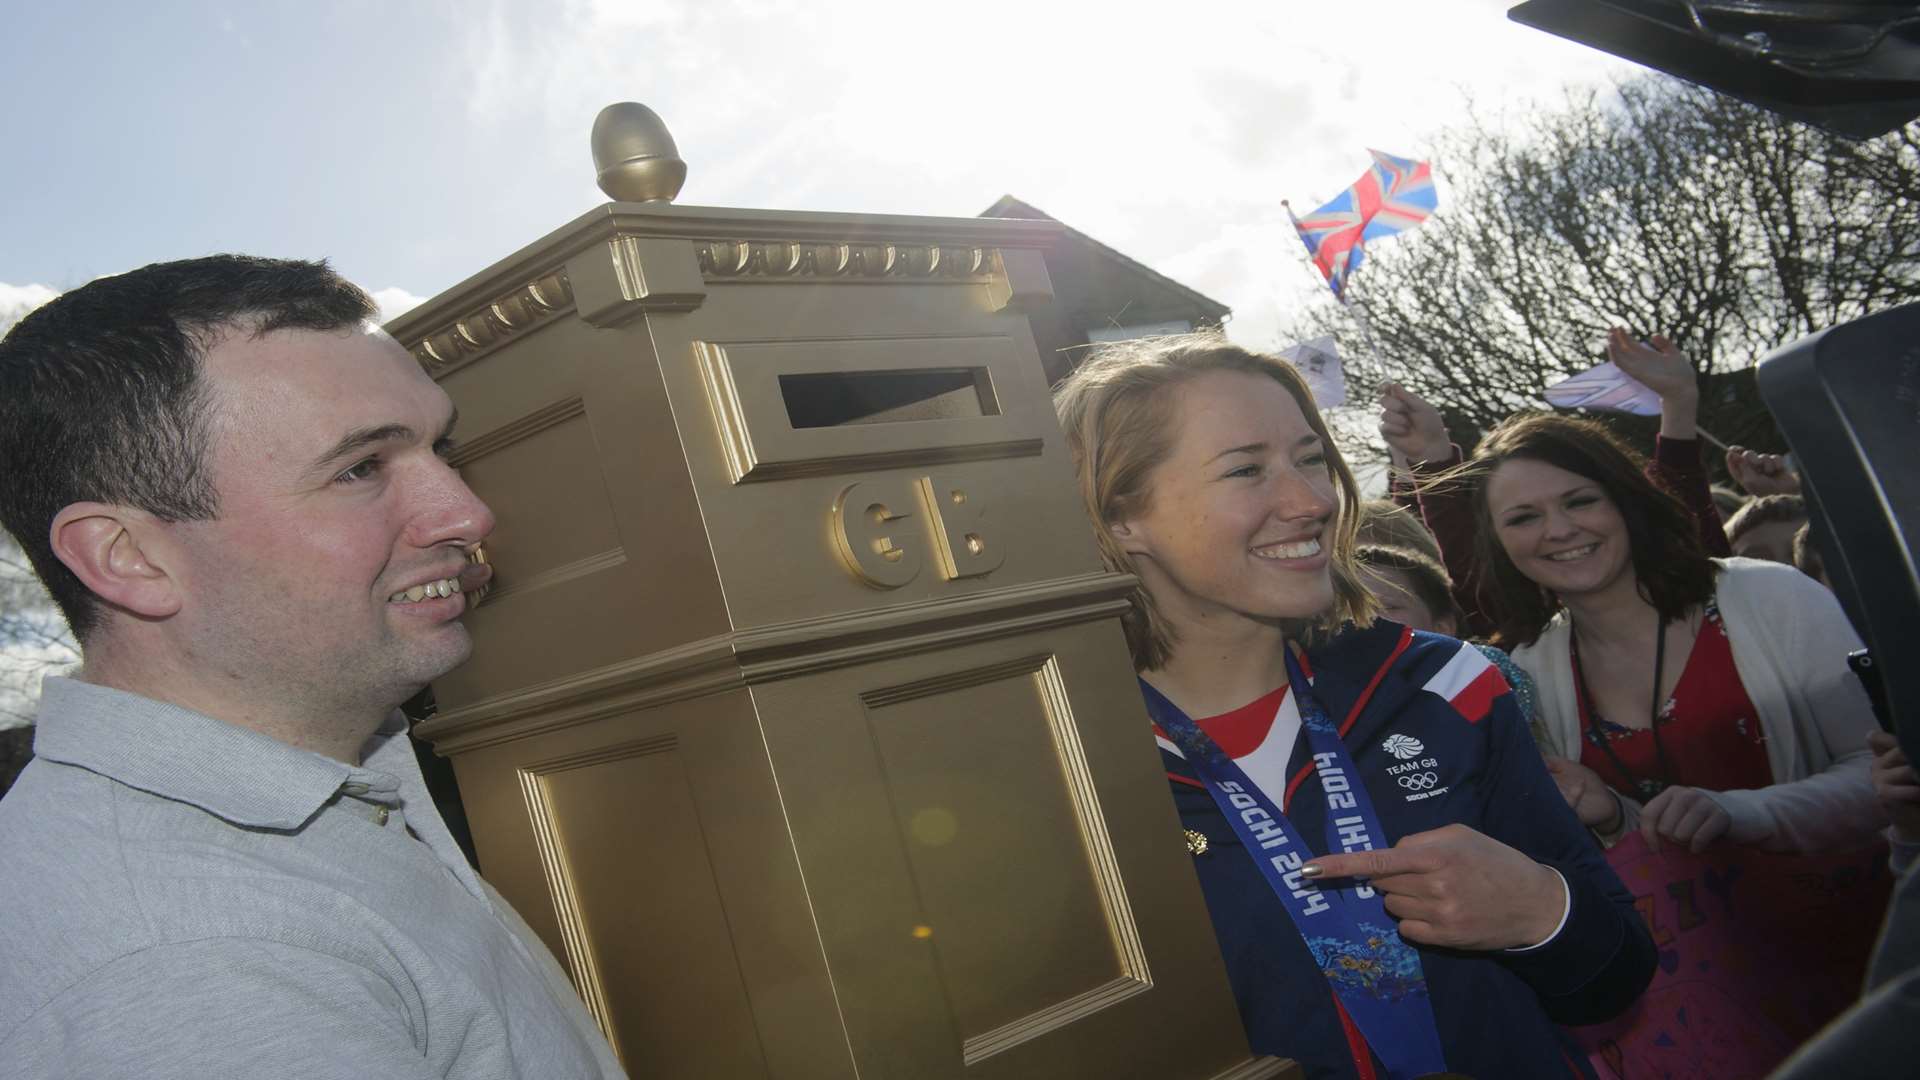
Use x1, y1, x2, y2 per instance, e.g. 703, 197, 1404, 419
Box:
1574, 602, 1772, 795
1194, 684, 1290, 758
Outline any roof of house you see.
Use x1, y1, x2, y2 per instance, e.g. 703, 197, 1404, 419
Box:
979, 195, 1231, 328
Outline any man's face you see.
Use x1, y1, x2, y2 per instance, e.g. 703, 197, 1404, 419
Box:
165, 324, 494, 714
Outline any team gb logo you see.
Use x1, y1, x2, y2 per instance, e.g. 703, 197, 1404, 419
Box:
1382, 734, 1425, 760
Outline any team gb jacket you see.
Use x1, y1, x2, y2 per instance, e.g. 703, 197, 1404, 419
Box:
1156, 621, 1655, 1080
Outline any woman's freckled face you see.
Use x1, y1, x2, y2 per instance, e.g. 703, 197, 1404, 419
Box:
1113, 371, 1339, 631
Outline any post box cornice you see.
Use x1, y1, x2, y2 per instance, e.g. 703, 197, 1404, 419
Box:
415, 569, 1135, 754
386, 203, 1064, 374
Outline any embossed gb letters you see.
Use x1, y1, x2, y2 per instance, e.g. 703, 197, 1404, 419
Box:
831, 474, 1003, 588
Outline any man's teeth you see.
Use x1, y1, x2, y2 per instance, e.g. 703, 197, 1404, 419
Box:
389, 578, 463, 603
1545, 543, 1600, 562
1254, 538, 1322, 560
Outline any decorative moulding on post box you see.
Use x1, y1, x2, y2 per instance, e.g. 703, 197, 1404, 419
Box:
987, 246, 1054, 312
696, 239, 998, 281
408, 269, 575, 378
384, 202, 1064, 385
568, 234, 708, 326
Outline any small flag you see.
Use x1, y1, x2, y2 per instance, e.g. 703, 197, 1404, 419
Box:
1544, 360, 1663, 417
1280, 336, 1347, 407
1288, 150, 1438, 302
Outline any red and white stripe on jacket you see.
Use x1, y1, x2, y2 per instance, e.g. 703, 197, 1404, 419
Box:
1154, 688, 1303, 803
1420, 641, 1506, 724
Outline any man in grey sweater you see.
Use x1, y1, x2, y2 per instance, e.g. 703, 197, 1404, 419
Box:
0, 256, 629, 1078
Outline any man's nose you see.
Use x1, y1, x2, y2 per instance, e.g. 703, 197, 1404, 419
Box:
408, 461, 496, 549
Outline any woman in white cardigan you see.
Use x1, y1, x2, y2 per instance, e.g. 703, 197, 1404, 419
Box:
1459, 412, 1883, 854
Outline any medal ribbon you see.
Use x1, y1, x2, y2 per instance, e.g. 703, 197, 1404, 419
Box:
1142, 650, 1447, 1080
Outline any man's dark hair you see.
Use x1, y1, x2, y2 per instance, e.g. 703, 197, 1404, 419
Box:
0, 255, 377, 640
1724, 493, 1808, 545
1458, 412, 1718, 649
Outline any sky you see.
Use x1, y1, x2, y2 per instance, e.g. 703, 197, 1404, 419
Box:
0, 0, 1638, 347
0, 0, 1648, 723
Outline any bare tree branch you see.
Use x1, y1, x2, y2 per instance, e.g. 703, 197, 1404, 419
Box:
1286, 77, 1920, 459
0, 533, 78, 725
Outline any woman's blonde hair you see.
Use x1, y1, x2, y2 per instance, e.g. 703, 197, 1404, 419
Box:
1052, 332, 1376, 670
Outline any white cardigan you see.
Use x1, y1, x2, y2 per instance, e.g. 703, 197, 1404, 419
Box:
1513, 558, 1885, 852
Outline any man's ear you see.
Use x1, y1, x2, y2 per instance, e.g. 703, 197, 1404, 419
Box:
48, 503, 182, 620
1434, 613, 1460, 638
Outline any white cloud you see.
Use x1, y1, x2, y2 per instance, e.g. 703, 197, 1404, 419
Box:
4, 280, 430, 335
371, 286, 427, 324
450, 0, 1639, 349
0, 283, 58, 336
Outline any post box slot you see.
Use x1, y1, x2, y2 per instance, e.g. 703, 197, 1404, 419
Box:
779, 367, 999, 429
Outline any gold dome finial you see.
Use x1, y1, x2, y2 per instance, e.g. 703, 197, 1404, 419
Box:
591, 102, 686, 203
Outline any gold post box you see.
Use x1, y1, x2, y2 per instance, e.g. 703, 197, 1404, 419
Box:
399, 105, 1295, 1080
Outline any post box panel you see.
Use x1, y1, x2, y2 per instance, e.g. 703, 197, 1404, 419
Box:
861, 654, 1144, 1049
749, 626, 1267, 1079
644, 277, 1104, 631
451, 689, 857, 1080
426, 316, 731, 711
520, 734, 768, 1077
453, 397, 622, 595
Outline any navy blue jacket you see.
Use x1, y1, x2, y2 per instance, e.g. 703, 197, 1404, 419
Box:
1160, 622, 1655, 1080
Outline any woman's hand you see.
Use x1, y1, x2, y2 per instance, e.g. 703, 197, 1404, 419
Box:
1640, 785, 1731, 853
1726, 445, 1802, 497
1544, 756, 1622, 830
1868, 731, 1920, 843
1606, 328, 1697, 439
1377, 383, 1453, 467
1302, 824, 1567, 950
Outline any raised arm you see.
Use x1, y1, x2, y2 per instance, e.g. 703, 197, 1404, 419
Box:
1377, 383, 1489, 635
1606, 329, 1732, 557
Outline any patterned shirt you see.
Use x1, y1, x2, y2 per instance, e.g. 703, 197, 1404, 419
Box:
1575, 602, 1772, 796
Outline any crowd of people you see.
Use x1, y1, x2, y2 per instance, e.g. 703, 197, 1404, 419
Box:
0, 253, 1904, 1080
1053, 329, 1906, 1078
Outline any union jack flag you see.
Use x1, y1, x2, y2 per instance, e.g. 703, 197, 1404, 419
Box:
1288, 150, 1437, 302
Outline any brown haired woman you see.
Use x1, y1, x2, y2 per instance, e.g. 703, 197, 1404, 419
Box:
1055, 334, 1651, 1080
1460, 413, 1882, 855
1380, 331, 1732, 639
1447, 410, 1889, 1075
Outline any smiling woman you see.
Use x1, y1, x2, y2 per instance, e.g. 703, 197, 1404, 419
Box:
1457, 412, 1884, 856
1446, 410, 1893, 1075
1053, 335, 1653, 1079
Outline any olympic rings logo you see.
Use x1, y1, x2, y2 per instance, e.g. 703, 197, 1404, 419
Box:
1396, 772, 1439, 790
